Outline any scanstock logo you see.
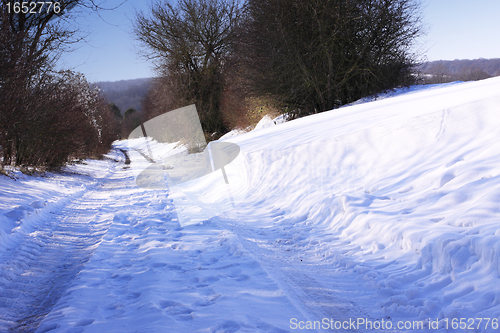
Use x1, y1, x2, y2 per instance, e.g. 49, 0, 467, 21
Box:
128, 105, 247, 226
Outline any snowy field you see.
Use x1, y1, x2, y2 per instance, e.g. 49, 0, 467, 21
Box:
1, 77, 500, 332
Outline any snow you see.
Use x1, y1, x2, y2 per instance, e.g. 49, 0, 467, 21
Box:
1, 77, 500, 332
220, 112, 289, 140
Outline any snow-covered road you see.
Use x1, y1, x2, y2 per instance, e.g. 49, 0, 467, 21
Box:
2, 77, 500, 332
0, 161, 121, 331
0, 147, 383, 333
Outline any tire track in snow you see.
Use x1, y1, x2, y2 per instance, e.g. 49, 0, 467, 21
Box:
219, 212, 374, 332
0, 163, 123, 332
219, 210, 396, 332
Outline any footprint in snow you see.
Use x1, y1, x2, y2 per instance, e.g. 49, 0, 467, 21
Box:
106, 302, 124, 310
159, 300, 194, 321
171, 232, 185, 240
440, 172, 455, 187
398, 186, 413, 194
445, 157, 463, 167
196, 283, 209, 288
30, 200, 45, 209
75, 318, 95, 326
163, 264, 186, 273
126, 292, 141, 300
151, 262, 167, 268
110, 273, 133, 282
233, 274, 250, 282
193, 293, 221, 307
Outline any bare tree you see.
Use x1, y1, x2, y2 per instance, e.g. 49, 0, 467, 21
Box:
134, 0, 243, 138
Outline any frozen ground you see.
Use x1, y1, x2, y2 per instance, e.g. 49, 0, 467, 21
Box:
1, 77, 500, 332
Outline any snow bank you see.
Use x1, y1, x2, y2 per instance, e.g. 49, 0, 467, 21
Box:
224, 77, 500, 323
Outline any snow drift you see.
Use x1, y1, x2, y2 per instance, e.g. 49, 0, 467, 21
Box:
224, 77, 500, 323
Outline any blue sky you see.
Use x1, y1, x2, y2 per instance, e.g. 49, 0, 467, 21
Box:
57, 0, 500, 82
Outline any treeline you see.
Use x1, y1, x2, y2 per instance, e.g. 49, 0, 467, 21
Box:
134, 0, 423, 140
419, 58, 500, 84
0, 1, 121, 171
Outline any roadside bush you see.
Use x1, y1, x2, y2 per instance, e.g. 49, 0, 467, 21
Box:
0, 70, 120, 169
0, 2, 120, 170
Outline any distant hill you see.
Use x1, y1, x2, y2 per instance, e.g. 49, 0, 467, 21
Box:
96, 78, 152, 114
419, 58, 500, 84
